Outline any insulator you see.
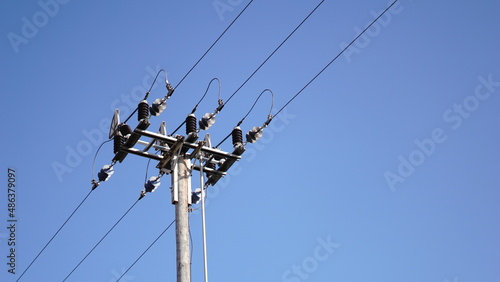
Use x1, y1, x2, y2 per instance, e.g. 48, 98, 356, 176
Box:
118, 124, 132, 136
98, 165, 114, 182
144, 177, 161, 193
191, 188, 202, 205
138, 100, 149, 121
246, 126, 263, 143
186, 114, 197, 134
199, 113, 216, 130
207, 163, 216, 172
232, 127, 243, 147
207, 161, 216, 170
204, 160, 216, 178
150, 98, 166, 116
113, 134, 124, 154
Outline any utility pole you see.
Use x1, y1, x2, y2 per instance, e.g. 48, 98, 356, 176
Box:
98, 81, 250, 282
173, 155, 191, 282
104, 119, 243, 282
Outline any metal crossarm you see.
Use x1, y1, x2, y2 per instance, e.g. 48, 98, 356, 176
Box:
113, 119, 151, 163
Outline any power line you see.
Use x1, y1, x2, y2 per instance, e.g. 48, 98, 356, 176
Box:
214, 0, 400, 148
171, 77, 222, 136
62, 199, 141, 281
117, 219, 176, 282
122, 1, 253, 126
175, 0, 254, 90
16, 190, 94, 282
123, 1, 254, 129
123, 69, 169, 124
28, 1, 400, 280
114, 2, 401, 280
168, 0, 325, 139
224, 0, 325, 106
272, 0, 400, 120
113, 2, 401, 279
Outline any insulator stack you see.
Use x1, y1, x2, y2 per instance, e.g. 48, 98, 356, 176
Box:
246, 126, 263, 143
206, 162, 216, 170
186, 114, 197, 134
113, 134, 124, 154
205, 161, 216, 178
119, 124, 132, 136
138, 100, 149, 121
232, 126, 243, 147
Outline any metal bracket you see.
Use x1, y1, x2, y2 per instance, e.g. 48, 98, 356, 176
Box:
157, 135, 185, 170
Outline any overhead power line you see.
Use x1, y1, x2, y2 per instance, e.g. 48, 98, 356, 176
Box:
107, 1, 403, 280
17, 139, 117, 281
24, 1, 401, 280
62, 199, 141, 281
175, 1, 254, 90
224, 0, 325, 106
123, 0, 254, 128
168, 0, 325, 140
117, 219, 176, 282
16, 190, 94, 282
272, 0, 400, 120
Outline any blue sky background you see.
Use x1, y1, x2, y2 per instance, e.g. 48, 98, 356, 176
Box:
1, 0, 500, 281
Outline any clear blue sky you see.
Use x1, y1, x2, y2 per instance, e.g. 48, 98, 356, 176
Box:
1, 0, 500, 281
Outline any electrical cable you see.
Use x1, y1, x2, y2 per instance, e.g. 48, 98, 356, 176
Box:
92, 139, 114, 180
124, 0, 253, 126
145, 158, 153, 183
237, 89, 274, 127
62, 199, 141, 282
171, 0, 323, 139
17, 138, 114, 281
171, 78, 222, 135
216, 89, 274, 147
223, 0, 325, 106
16, 190, 94, 282
214, 0, 399, 148
272, 0, 400, 120
189, 221, 193, 279
116, 219, 176, 282
174, 1, 254, 90
27, 2, 399, 281
123, 69, 169, 124
173, 0, 324, 149
192, 78, 222, 114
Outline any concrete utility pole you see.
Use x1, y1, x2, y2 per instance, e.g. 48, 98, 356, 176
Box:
107, 119, 243, 282
174, 155, 191, 282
